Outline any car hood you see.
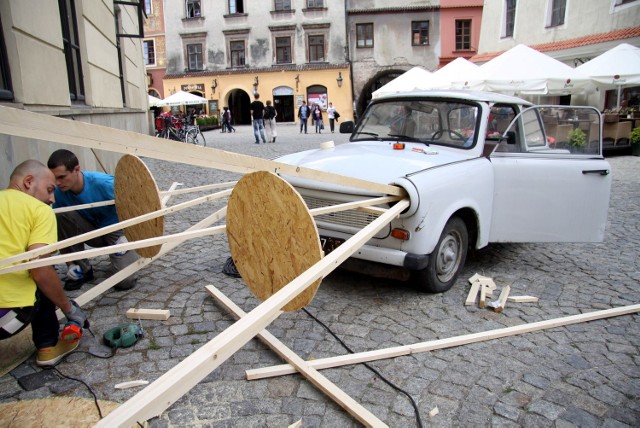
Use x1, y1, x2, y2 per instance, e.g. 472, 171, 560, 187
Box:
275, 141, 470, 194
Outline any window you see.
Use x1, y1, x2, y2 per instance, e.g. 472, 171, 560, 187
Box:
143, 40, 156, 66
144, 0, 152, 15
275, 0, 291, 11
549, 0, 566, 26
276, 37, 292, 64
455, 20, 471, 50
230, 40, 245, 67
411, 21, 429, 46
307, 0, 323, 7
186, 0, 201, 18
505, 0, 516, 37
356, 23, 374, 48
58, 0, 84, 101
309, 35, 325, 62
0, 16, 12, 101
229, 0, 244, 14
187, 43, 203, 70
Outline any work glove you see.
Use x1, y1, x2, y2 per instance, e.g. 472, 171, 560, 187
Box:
66, 264, 85, 281
64, 300, 89, 328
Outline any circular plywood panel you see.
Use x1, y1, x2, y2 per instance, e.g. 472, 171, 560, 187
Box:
114, 154, 164, 258
0, 397, 120, 427
227, 171, 323, 311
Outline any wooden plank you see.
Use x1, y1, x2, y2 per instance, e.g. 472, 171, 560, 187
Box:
159, 181, 236, 197
246, 304, 640, 380
95, 199, 409, 426
508, 295, 539, 303
160, 182, 182, 206
0, 105, 404, 196
478, 279, 496, 309
464, 282, 480, 306
53, 200, 115, 214
205, 285, 387, 427
308, 196, 401, 217
126, 309, 171, 321
487, 285, 511, 313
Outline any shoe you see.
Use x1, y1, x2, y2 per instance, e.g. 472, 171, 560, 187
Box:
64, 266, 94, 291
115, 278, 137, 291
36, 339, 79, 367
255, 141, 260, 144
272, 138, 276, 143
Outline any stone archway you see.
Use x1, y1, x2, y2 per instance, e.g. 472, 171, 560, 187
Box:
356, 69, 405, 118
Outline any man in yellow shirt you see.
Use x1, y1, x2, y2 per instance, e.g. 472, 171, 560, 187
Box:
0, 160, 88, 366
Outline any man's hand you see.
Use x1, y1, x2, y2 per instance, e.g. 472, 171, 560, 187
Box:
64, 300, 89, 328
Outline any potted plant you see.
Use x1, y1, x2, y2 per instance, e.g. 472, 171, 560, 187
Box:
631, 127, 640, 156
568, 127, 586, 152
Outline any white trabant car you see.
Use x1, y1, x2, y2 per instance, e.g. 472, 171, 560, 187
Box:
276, 91, 612, 293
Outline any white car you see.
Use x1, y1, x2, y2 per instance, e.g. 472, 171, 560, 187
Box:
276, 91, 612, 292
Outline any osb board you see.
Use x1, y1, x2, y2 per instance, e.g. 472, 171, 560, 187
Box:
0, 397, 121, 427
227, 171, 323, 311
0, 326, 34, 376
114, 154, 164, 258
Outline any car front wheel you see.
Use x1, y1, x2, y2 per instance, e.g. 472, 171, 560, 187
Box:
411, 216, 468, 293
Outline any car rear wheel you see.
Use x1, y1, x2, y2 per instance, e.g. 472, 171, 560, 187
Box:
411, 216, 468, 293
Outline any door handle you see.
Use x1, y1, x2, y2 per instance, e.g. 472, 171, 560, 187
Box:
582, 169, 610, 175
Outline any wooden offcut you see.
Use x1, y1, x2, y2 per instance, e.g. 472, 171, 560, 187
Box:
126, 309, 171, 321
114, 155, 164, 258
487, 285, 511, 313
227, 171, 324, 312
508, 295, 539, 303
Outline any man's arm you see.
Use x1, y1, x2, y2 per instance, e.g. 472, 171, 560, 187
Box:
28, 243, 72, 313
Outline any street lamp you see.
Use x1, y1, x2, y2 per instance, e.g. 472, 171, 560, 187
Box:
336, 72, 343, 88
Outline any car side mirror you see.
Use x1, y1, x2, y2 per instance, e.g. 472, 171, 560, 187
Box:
339, 121, 354, 134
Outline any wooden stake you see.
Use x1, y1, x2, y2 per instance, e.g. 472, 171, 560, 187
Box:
246, 304, 640, 380
206, 285, 386, 427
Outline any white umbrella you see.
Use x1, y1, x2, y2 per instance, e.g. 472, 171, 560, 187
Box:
458, 44, 592, 95
372, 67, 433, 99
576, 43, 640, 109
159, 90, 208, 106
428, 57, 481, 89
148, 94, 163, 108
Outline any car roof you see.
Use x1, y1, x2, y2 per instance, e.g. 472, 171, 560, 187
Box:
373, 90, 533, 106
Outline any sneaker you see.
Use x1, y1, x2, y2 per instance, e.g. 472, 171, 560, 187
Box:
114, 277, 137, 291
36, 339, 79, 367
64, 266, 94, 291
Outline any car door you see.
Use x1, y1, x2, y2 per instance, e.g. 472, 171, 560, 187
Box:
489, 106, 611, 243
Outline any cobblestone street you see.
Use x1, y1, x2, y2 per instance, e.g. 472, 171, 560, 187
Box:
1, 123, 638, 427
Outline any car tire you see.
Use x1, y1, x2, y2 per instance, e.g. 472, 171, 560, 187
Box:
411, 216, 468, 293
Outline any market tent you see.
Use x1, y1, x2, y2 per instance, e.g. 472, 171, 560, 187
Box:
148, 94, 163, 108
457, 44, 592, 95
576, 43, 640, 108
372, 67, 433, 99
158, 90, 208, 106
428, 57, 481, 89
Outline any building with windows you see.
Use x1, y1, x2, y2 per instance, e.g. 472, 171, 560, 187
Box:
161, 0, 352, 124
0, 0, 149, 185
143, 0, 167, 98
438, 0, 483, 67
474, 0, 640, 109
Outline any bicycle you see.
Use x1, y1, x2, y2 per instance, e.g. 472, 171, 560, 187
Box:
184, 124, 206, 146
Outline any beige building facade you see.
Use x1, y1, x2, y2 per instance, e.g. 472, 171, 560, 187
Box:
0, 0, 150, 187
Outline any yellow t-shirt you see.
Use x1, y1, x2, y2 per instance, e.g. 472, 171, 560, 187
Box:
0, 189, 57, 307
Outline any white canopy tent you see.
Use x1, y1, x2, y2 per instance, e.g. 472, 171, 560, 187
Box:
148, 94, 163, 108
576, 43, 640, 109
457, 44, 592, 95
428, 57, 481, 90
371, 66, 433, 99
159, 90, 208, 106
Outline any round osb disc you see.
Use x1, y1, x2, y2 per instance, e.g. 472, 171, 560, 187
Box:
114, 154, 164, 258
227, 171, 323, 311
0, 397, 120, 427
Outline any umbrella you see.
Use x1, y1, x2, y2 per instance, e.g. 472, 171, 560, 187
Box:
458, 44, 592, 95
159, 90, 208, 106
372, 67, 433, 99
428, 57, 481, 89
148, 94, 163, 108
576, 43, 640, 109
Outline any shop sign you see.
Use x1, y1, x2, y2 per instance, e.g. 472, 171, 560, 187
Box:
181, 83, 205, 92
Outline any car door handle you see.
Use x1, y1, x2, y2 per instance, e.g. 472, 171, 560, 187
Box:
582, 169, 610, 176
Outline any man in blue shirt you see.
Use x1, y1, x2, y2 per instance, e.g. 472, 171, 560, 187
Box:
47, 150, 138, 291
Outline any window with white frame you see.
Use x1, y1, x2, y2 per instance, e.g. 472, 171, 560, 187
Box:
187, 43, 203, 70
230, 40, 245, 67
275, 0, 291, 11
229, 0, 244, 14
548, 0, 566, 27
276, 37, 292, 63
186, 0, 201, 18
143, 39, 156, 65
504, 0, 516, 38
356, 23, 373, 48
455, 20, 471, 50
411, 21, 429, 46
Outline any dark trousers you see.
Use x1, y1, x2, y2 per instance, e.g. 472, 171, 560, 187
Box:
330, 118, 335, 132
0, 291, 59, 349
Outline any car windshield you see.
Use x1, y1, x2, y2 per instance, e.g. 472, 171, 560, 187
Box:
351, 99, 480, 148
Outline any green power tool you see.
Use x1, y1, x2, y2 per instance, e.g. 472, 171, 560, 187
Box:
103, 323, 143, 349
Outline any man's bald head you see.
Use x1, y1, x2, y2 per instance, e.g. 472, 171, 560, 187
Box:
8, 160, 56, 205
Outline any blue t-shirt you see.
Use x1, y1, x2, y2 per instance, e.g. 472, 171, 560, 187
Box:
53, 171, 119, 228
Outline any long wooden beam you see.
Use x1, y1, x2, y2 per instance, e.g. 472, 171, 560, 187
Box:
205, 285, 386, 427
95, 199, 409, 426
0, 105, 404, 197
245, 303, 640, 380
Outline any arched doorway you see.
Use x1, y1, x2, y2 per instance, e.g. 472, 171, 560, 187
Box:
273, 86, 295, 122
356, 70, 404, 118
189, 91, 206, 115
227, 89, 252, 125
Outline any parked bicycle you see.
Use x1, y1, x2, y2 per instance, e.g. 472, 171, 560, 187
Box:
155, 114, 206, 146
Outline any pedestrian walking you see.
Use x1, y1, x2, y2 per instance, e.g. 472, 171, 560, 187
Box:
313, 105, 324, 133
221, 107, 235, 133
250, 94, 267, 144
298, 100, 311, 134
264, 100, 278, 143
327, 102, 340, 133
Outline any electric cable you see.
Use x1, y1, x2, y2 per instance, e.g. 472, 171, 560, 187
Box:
222, 256, 241, 278
302, 307, 425, 428
50, 366, 104, 419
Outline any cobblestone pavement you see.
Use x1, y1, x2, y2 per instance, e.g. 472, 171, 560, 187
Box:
1, 123, 638, 427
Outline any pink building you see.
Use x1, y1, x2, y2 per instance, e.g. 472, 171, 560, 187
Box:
438, 0, 484, 68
